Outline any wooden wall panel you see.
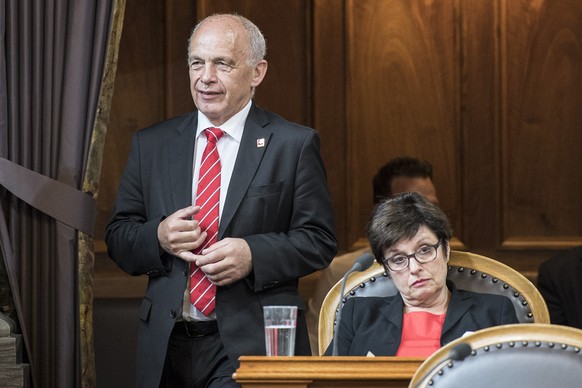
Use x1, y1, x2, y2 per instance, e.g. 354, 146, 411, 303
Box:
461, 0, 500, 249
95, 0, 582, 293
165, 2, 198, 118
502, 0, 582, 246
313, 0, 348, 250
345, 0, 461, 246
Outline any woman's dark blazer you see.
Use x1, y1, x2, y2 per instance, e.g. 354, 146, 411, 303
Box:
326, 280, 519, 356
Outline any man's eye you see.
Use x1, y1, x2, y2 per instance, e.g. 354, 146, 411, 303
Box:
189, 62, 203, 71
217, 62, 233, 72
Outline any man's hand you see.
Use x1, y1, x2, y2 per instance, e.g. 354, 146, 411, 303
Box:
192, 238, 253, 286
157, 206, 206, 261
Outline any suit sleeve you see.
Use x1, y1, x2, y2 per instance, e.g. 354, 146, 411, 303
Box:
537, 260, 567, 324
500, 296, 520, 324
323, 297, 356, 356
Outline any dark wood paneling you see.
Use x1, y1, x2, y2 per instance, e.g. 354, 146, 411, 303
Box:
165, 2, 198, 118
95, 0, 582, 295
461, 0, 500, 249
346, 0, 460, 246
313, 0, 348, 249
503, 0, 582, 244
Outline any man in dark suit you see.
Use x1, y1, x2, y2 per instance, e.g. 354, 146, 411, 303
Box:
105, 13, 337, 387
537, 246, 582, 328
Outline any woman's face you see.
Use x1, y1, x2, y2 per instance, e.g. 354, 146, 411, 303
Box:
383, 225, 450, 308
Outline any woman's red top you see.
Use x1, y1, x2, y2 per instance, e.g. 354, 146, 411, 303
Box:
395, 311, 445, 357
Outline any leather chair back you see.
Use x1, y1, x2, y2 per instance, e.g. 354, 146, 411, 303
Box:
410, 323, 582, 388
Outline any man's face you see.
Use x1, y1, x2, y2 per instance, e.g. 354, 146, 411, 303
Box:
188, 17, 267, 126
391, 176, 439, 206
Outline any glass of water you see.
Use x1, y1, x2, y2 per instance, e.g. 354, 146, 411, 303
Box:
263, 305, 297, 356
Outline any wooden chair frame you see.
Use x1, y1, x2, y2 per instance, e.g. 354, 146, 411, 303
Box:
318, 250, 550, 355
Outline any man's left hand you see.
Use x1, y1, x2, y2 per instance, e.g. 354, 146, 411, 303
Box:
194, 238, 253, 286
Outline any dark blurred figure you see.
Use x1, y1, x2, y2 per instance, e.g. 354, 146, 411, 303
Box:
537, 246, 582, 328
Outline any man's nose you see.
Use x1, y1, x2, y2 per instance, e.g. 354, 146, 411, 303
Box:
200, 64, 217, 82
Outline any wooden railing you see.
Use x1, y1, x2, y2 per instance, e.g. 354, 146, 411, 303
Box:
234, 356, 424, 388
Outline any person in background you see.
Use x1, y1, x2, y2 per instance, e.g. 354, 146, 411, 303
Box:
105, 13, 337, 387
537, 246, 582, 328
306, 156, 438, 353
325, 192, 518, 356
372, 156, 439, 206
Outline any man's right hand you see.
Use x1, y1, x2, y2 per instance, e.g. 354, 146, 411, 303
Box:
157, 206, 207, 261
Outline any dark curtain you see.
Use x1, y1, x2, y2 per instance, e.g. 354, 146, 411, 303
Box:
0, 1, 118, 386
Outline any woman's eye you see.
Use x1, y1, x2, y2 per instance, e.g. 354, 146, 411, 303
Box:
418, 246, 431, 254
392, 256, 406, 264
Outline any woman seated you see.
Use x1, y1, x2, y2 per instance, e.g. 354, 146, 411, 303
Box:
326, 192, 519, 357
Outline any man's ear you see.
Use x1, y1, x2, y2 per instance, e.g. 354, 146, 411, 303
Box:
251, 60, 268, 87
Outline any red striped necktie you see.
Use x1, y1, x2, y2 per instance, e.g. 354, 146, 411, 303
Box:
189, 127, 224, 315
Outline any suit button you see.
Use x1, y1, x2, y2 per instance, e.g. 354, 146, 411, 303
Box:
182, 270, 188, 276
170, 310, 177, 318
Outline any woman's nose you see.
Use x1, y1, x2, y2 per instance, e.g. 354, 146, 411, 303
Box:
408, 256, 422, 273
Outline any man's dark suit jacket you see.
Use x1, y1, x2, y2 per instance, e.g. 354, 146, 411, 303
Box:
105, 104, 337, 387
538, 246, 582, 328
325, 281, 519, 356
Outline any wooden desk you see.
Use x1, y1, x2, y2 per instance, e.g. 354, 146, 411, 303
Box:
233, 356, 424, 388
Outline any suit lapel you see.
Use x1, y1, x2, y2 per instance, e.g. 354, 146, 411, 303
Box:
219, 105, 271, 237
168, 112, 198, 211
373, 296, 403, 355
380, 296, 404, 329
441, 284, 472, 335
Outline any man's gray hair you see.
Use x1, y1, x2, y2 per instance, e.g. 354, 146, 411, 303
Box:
187, 13, 267, 66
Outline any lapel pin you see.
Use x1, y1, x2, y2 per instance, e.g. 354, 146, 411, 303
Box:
256, 138, 265, 147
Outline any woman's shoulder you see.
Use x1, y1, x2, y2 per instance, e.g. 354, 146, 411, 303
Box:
455, 288, 512, 304
343, 295, 399, 310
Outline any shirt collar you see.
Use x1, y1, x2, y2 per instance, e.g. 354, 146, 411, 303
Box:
196, 100, 252, 143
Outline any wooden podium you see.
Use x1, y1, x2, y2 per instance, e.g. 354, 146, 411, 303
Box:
233, 356, 424, 387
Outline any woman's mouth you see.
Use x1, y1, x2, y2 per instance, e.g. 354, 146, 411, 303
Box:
412, 278, 429, 287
